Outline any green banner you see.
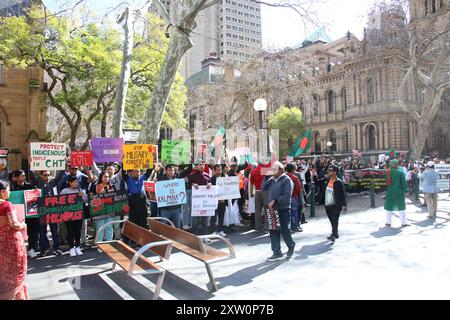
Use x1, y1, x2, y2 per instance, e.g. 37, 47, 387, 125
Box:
89, 190, 129, 221
161, 140, 191, 165
9, 191, 25, 205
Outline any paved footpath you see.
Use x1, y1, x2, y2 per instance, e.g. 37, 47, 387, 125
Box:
27, 194, 450, 300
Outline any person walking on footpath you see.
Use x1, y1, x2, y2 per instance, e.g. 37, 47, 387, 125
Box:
285, 163, 303, 233
262, 162, 295, 261
322, 165, 347, 243
384, 159, 409, 227
0, 181, 29, 300
419, 161, 439, 220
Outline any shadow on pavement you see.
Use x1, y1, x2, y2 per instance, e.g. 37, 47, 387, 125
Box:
215, 260, 286, 289
294, 241, 334, 260
370, 226, 402, 238
59, 273, 123, 300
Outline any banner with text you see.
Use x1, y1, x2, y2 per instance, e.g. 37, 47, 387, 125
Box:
191, 186, 218, 216
71, 151, 94, 167
38, 194, 85, 224
123, 144, 154, 170
24, 189, 41, 218
144, 181, 156, 202
155, 179, 187, 208
217, 176, 240, 200
30, 143, 66, 170
161, 140, 191, 165
89, 190, 129, 221
91, 138, 124, 163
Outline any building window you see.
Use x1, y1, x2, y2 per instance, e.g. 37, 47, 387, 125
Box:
425, 0, 429, 15
327, 90, 334, 113
312, 94, 319, 116
367, 78, 375, 104
344, 129, 349, 151
314, 132, 321, 152
431, 0, 436, 13
342, 88, 348, 112
329, 130, 337, 152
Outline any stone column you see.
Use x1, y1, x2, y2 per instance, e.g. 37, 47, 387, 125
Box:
384, 122, 389, 149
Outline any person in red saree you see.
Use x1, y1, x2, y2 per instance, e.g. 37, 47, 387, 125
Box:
0, 180, 28, 300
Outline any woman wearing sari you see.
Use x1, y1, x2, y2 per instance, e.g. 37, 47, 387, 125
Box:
0, 180, 28, 300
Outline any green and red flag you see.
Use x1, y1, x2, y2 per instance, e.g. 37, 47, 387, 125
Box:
289, 128, 312, 157
387, 149, 397, 158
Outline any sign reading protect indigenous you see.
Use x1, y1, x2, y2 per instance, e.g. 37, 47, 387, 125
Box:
91, 138, 124, 163
217, 176, 240, 200
30, 143, 66, 170
191, 186, 218, 215
123, 144, 154, 170
24, 189, 41, 218
161, 140, 191, 165
70, 151, 94, 167
89, 190, 129, 221
38, 194, 85, 224
155, 179, 187, 208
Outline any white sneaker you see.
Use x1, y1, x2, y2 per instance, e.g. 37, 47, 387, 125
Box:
69, 248, 77, 257
218, 231, 228, 237
75, 247, 83, 256
203, 238, 213, 245
28, 249, 37, 259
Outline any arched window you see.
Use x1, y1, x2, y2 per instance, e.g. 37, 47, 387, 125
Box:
327, 90, 334, 113
312, 94, 319, 116
431, 0, 436, 13
329, 130, 337, 152
425, 0, 429, 15
314, 132, 321, 153
367, 78, 375, 104
368, 125, 377, 150
342, 88, 348, 112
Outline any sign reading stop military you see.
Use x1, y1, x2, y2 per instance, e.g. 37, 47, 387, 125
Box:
123, 144, 154, 170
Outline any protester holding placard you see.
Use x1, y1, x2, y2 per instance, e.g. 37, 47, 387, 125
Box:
0, 181, 29, 300
60, 177, 88, 257
157, 165, 183, 229
210, 164, 228, 237
58, 165, 89, 193
30, 169, 65, 257
11, 170, 39, 259
91, 171, 116, 242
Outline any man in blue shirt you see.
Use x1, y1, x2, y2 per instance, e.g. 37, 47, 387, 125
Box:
419, 161, 440, 219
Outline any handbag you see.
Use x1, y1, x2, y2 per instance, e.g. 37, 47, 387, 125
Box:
265, 206, 280, 231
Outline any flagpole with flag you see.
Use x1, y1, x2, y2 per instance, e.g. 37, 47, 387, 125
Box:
289, 128, 312, 158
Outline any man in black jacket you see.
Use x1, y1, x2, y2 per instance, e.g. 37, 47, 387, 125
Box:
322, 165, 347, 243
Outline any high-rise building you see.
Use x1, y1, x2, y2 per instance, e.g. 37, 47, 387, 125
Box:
150, 0, 262, 80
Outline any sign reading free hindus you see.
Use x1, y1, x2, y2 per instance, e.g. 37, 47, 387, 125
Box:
123, 144, 154, 170
38, 194, 85, 224
30, 143, 66, 170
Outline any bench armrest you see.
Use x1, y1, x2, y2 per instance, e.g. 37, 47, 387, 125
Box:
129, 241, 173, 276
149, 217, 176, 228
198, 235, 236, 259
95, 218, 128, 245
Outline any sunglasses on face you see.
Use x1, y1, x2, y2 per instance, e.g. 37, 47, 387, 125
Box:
42, 174, 50, 177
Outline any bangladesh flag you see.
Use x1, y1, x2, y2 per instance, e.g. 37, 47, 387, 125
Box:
387, 149, 397, 158
209, 126, 226, 157
289, 128, 312, 157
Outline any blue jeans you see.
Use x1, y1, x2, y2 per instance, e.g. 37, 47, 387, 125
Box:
39, 223, 59, 251
269, 209, 295, 254
94, 217, 114, 242
290, 197, 300, 230
160, 207, 182, 229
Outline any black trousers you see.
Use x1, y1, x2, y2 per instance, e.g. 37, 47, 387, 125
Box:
210, 203, 226, 233
129, 194, 148, 228
25, 218, 40, 251
66, 219, 83, 248
325, 205, 342, 237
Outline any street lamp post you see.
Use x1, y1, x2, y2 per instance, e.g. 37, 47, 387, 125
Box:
254, 98, 268, 161
327, 141, 333, 159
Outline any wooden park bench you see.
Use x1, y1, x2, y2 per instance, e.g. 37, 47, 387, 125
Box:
95, 219, 173, 300
147, 217, 236, 292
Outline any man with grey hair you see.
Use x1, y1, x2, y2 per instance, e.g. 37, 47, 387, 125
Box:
262, 161, 295, 261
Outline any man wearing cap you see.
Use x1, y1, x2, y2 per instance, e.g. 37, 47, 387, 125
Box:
419, 161, 439, 219
262, 161, 295, 261
384, 159, 409, 227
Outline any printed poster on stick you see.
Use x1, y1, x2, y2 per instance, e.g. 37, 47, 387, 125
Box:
30, 143, 66, 170
89, 190, 129, 221
217, 176, 240, 200
161, 140, 191, 165
191, 186, 218, 217
144, 181, 156, 202
91, 138, 124, 163
24, 189, 41, 218
38, 194, 85, 224
155, 179, 187, 208
123, 144, 154, 170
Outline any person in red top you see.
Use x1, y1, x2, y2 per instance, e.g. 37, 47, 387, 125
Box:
250, 161, 271, 232
286, 163, 303, 232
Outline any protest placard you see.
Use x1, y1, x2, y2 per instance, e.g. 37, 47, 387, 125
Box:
70, 151, 93, 167
144, 181, 156, 202
435, 164, 450, 175
30, 143, 66, 170
123, 144, 154, 170
191, 209, 215, 217
155, 179, 187, 208
217, 176, 240, 200
191, 186, 218, 214
89, 190, 129, 221
91, 138, 124, 163
38, 194, 85, 224
24, 189, 41, 218
161, 140, 191, 165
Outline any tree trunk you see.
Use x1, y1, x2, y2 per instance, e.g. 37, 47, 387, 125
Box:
112, 8, 134, 138
138, 28, 193, 143
411, 122, 428, 160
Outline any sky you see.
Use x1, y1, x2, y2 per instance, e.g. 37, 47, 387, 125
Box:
45, 0, 379, 50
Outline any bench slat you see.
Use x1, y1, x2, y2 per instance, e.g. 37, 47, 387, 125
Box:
123, 221, 171, 259
98, 241, 160, 273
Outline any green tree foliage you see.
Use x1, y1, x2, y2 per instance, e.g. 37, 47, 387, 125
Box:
268, 106, 305, 157
0, 7, 186, 148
